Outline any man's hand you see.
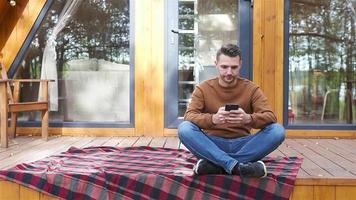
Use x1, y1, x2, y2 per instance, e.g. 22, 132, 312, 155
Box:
212, 107, 230, 124
225, 108, 252, 124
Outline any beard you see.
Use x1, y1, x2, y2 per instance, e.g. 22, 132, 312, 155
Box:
219, 74, 237, 87
223, 75, 236, 84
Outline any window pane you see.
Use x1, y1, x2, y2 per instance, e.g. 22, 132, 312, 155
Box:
177, 0, 239, 117
289, 0, 355, 125
15, 0, 131, 124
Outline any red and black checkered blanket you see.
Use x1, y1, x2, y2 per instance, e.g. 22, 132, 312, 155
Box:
0, 146, 302, 200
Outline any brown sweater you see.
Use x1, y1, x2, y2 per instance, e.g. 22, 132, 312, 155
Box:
184, 77, 277, 138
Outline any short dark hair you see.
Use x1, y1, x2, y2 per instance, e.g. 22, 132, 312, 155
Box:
216, 44, 242, 61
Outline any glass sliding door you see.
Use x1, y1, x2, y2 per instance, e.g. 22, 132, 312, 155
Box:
166, 0, 253, 127
287, 0, 355, 128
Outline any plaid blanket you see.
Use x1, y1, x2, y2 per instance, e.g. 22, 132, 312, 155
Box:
0, 146, 302, 200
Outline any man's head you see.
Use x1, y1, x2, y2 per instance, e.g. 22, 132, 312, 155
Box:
215, 44, 242, 87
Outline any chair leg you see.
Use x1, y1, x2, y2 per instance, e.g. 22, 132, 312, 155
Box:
9, 113, 17, 139
42, 110, 49, 141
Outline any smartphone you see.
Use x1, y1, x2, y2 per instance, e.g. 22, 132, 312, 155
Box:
225, 104, 240, 111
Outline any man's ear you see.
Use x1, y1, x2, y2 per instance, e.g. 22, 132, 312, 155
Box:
214, 60, 218, 68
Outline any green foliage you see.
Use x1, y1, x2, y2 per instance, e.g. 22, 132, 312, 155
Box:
19, 0, 130, 78
289, 0, 355, 123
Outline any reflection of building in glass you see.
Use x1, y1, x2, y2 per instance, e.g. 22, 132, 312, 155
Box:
178, 0, 239, 117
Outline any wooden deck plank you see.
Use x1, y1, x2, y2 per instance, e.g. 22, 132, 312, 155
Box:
81, 137, 112, 148
116, 137, 139, 147
149, 137, 166, 147
164, 137, 180, 149
133, 137, 152, 147
0, 137, 46, 160
0, 136, 66, 169
101, 137, 125, 146
316, 139, 356, 163
0, 136, 33, 153
1, 137, 356, 182
1, 137, 356, 200
283, 140, 335, 178
338, 139, 356, 149
289, 139, 354, 178
300, 139, 356, 175
0, 137, 79, 169
323, 139, 356, 160
68, 137, 96, 148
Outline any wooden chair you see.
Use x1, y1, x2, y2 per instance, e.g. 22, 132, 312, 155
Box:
0, 61, 52, 148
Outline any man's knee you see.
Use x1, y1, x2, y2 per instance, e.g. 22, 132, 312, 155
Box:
178, 121, 199, 140
271, 123, 285, 143
177, 121, 195, 140
265, 123, 285, 144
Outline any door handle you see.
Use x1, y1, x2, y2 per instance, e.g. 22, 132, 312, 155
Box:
171, 29, 179, 34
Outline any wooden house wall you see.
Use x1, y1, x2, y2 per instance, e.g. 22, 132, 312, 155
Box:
2, 180, 356, 200
0, 0, 355, 137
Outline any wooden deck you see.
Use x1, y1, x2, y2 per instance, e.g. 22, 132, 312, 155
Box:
1, 136, 356, 199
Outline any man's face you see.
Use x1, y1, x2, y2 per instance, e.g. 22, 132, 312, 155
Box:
215, 54, 242, 86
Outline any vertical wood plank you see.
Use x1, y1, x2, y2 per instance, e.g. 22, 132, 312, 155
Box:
253, 0, 284, 122
0, 81, 8, 147
20, 185, 40, 200
147, 0, 164, 136
0, 181, 20, 200
263, 0, 277, 110
314, 186, 335, 200
290, 185, 313, 200
253, 0, 263, 86
135, 0, 151, 136
335, 186, 356, 200
274, 0, 284, 123
135, 0, 164, 136
40, 193, 59, 200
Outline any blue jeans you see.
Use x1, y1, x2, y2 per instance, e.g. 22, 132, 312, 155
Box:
178, 121, 285, 174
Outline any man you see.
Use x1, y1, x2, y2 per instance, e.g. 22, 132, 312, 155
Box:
178, 44, 285, 178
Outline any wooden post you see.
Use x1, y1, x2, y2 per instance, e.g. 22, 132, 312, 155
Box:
0, 80, 8, 148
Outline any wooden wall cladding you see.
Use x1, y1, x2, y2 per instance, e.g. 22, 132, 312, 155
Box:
2, 180, 356, 200
253, 0, 284, 123
0, 0, 45, 71
134, 0, 164, 136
